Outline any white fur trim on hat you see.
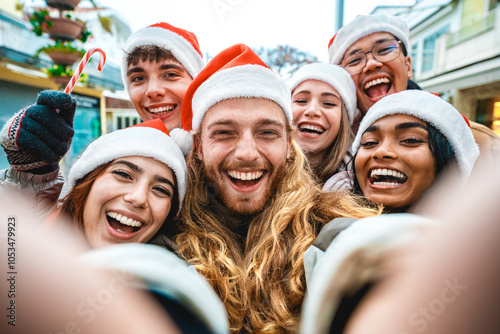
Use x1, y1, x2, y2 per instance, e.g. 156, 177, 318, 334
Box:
121, 26, 204, 87
191, 64, 292, 131
288, 63, 357, 124
329, 14, 410, 65
169, 128, 193, 157
61, 127, 187, 212
352, 90, 479, 180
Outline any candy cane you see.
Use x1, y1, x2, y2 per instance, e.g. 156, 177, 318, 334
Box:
64, 47, 106, 94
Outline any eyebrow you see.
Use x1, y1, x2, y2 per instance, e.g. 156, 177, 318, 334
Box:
345, 38, 396, 57
293, 90, 340, 99
112, 160, 175, 188
363, 121, 428, 134
207, 117, 285, 130
126, 63, 185, 77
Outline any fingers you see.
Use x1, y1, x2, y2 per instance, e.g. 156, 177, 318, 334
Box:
24, 105, 75, 141
36, 90, 77, 126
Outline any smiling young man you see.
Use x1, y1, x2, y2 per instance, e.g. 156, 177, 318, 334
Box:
328, 14, 500, 168
121, 22, 205, 132
170, 44, 379, 333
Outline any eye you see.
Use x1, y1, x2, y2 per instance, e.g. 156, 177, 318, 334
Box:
323, 101, 338, 107
210, 130, 235, 140
153, 186, 173, 197
401, 137, 426, 145
293, 99, 308, 104
112, 169, 132, 180
360, 140, 378, 148
345, 55, 362, 67
376, 44, 398, 56
130, 75, 145, 83
163, 71, 181, 80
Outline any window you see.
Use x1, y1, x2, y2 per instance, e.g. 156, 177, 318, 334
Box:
422, 26, 449, 72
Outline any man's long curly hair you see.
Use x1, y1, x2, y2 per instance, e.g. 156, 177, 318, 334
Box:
173, 125, 380, 333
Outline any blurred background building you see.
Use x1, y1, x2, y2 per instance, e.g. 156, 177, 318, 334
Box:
372, 0, 500, 134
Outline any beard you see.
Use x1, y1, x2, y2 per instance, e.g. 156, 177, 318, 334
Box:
201, 158, 287, 216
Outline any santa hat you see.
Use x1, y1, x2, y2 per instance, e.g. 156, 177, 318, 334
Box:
288, 63, 357, 124
328, 14, 410, 66
181, 43, 292, 133
121, 22, 204, 87
61, 119, 187, 213
352, 90, 479, 180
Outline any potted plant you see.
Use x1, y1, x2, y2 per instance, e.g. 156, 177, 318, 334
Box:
45, 64, 88, 87
29, 9, 87, 41
35, 41, 85, 66
45, 0, 82, 11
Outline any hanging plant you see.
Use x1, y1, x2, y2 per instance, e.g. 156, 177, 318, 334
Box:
34, 41, 85, 65
29, 9, 52, 37
45, 64, 88, 84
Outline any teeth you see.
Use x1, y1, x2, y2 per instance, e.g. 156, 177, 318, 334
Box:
364, 77, 390, 90
373, 181, 402, 186
370, 168, 406, 179
227, 170, 263, 181
299, 124, 324, 133
106, 211, 142, 227
148, 105, 175, 114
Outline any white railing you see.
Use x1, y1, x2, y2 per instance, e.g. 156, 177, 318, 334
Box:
447, 10, 495, 47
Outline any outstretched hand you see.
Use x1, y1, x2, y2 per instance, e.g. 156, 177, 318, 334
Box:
0, 90, 77, 174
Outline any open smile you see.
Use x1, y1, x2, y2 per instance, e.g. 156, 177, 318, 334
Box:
363, 77, 392, 101
368, 168, 407, 187
227, 170, 265, 188
106, 211, 144, 238
146, 104, 176, 116
297, 123, 325, 137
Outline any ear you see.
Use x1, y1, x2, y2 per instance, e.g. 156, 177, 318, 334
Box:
194, 134, 203, 161
405, 55, 413, 80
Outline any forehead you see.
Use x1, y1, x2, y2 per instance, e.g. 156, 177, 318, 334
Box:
201, 98, 287, 129
345, 32, 397, 54
293, 80, 340, 97
371, 114, 427, 128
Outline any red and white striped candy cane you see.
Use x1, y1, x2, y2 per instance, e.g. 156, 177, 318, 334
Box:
64, 47, 106, 94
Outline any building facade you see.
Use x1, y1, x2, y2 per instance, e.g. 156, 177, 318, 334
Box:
373, 0, 500, 134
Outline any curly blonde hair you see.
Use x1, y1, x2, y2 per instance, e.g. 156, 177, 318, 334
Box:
174, 126, 380, 333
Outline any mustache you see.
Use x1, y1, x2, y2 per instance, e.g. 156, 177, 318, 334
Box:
219, 160, 271, 171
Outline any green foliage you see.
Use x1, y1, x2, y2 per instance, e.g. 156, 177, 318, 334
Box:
29, 9, 52, 37
44, 64, 88, 83
34, 41, 85, 58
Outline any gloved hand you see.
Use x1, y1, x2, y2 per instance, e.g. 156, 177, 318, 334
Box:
1, 90, 76, 174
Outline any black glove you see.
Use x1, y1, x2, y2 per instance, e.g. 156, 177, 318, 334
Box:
1, 90, 76, 174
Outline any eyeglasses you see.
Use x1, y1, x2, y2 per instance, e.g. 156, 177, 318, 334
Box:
341, 39, 402, 75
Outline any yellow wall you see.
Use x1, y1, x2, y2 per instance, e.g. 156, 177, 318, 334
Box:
0, 0, 22, 17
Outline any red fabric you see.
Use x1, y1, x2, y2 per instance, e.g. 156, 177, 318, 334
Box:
328, 33, 337, 48
149, 22, 203, 57
181, 44, 270, 131
128, 118, 171, 136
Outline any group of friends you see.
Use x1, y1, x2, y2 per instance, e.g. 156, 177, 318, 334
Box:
1, 13, 499, 334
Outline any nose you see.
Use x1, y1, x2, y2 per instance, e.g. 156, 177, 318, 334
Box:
146, 77, 166, 99
363, 52, 383, 73
123, 182, 149, 208
372, 141, 397, 160
304, 99, 321, 118
234, 131, 259, 162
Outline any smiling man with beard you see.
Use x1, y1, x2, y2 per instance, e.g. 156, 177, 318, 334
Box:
168, 44, 380, 333
328, 14, 500, 167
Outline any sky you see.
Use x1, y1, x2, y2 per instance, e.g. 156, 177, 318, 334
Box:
98, 0, 416, 63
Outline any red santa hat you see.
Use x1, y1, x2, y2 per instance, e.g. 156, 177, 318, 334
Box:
352, 90, 479, 181
288, 63, 357, 124
181, 43, 292, 133
328, 14, 410, 66
121, 22, 204, 87
61, 119, 187, 213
